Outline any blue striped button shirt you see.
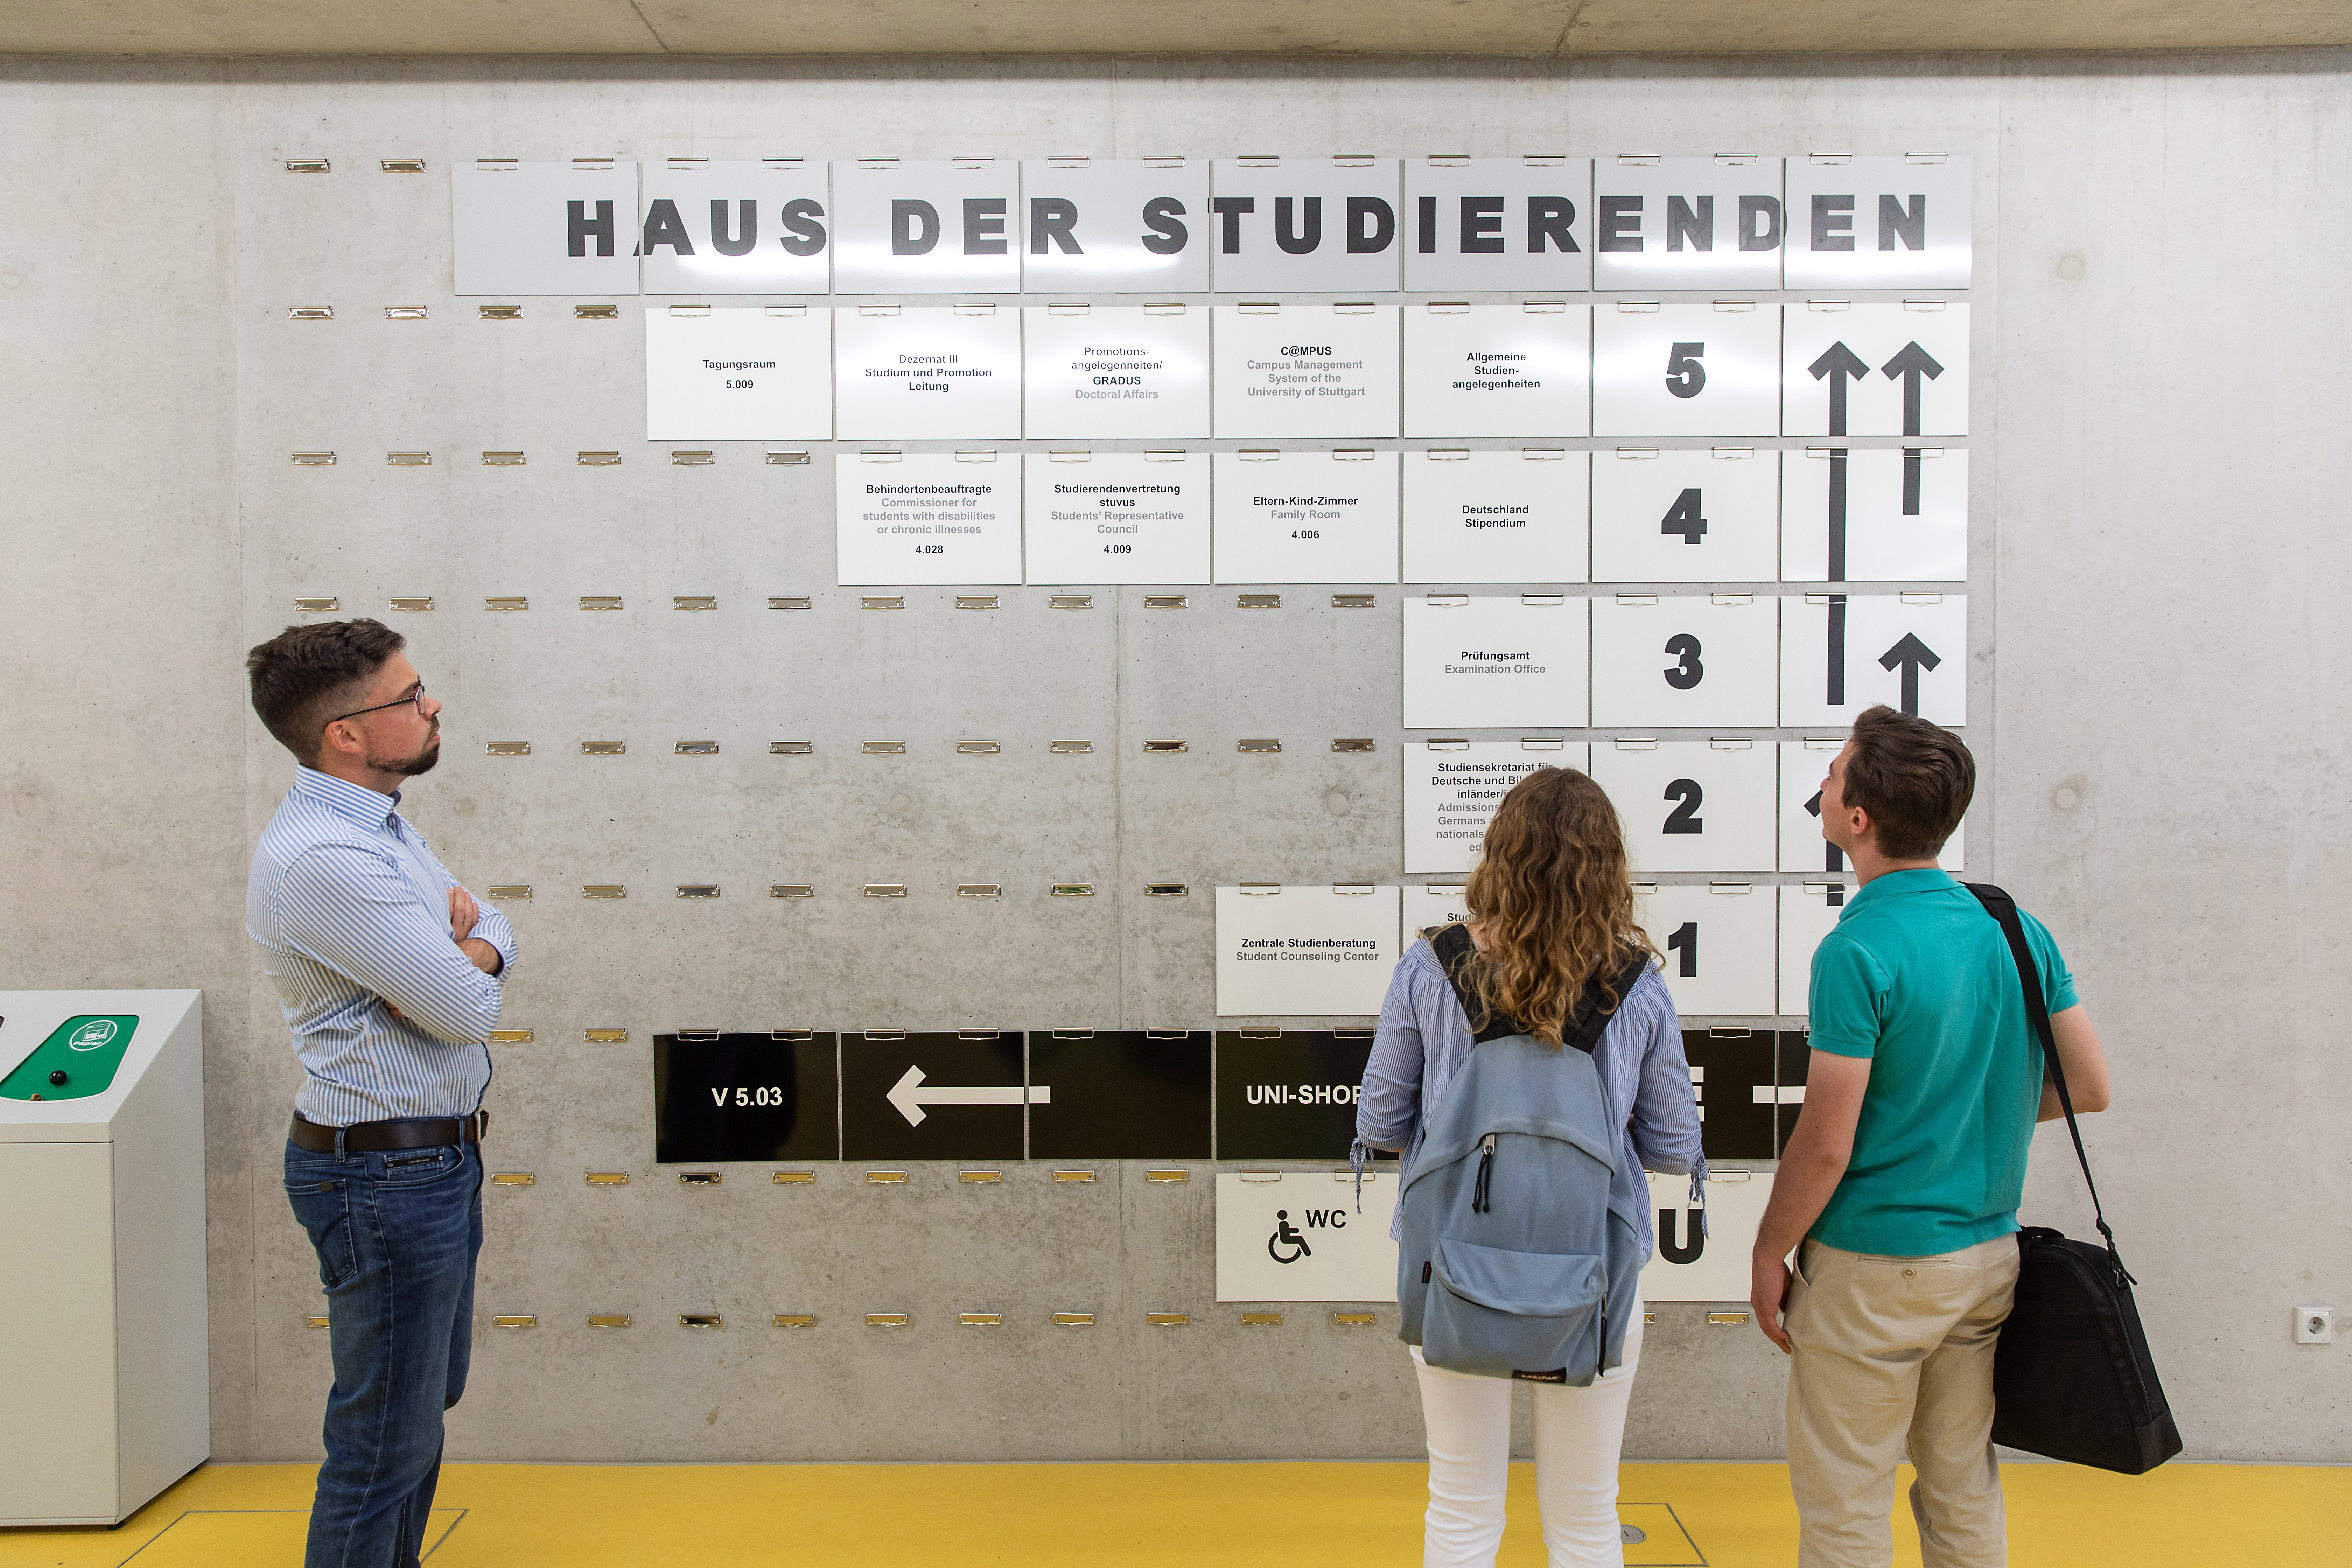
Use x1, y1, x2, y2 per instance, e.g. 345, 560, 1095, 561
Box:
247, 767, 518, 1126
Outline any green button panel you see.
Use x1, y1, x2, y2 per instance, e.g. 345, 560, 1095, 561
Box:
0, 1015, 141, 1101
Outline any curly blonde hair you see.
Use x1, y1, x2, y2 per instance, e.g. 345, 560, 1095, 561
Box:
1446, 766, 1656, 1046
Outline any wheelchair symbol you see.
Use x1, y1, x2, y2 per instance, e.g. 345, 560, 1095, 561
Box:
1267, 1210, 1313, 1265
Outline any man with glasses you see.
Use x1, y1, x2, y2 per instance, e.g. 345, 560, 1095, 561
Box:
245, 618, 516, 1568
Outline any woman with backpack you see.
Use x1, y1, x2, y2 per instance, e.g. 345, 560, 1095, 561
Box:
1357, 765, 1705, 1568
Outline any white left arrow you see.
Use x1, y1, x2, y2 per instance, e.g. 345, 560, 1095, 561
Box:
886, 1065, 1051, 1127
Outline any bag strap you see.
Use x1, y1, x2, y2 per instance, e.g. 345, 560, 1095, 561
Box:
1428, 920, 1641, 1057
1964, 882, 2132, 1285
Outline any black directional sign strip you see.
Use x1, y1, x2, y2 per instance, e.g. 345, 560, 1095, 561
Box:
1681, 1029, 1773, 1162
1776, 1030, 1814, 1156
1214, 1031, 1390, 1162
841, 1031, 1026, 1161
653, 1033, 840, 1164
1027, 1031, 1211, 1160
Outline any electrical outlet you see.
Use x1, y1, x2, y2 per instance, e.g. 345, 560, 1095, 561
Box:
2293, 1306, 2334, 1345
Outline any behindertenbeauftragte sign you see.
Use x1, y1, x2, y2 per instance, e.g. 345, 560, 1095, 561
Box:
450, 156, 1971, 296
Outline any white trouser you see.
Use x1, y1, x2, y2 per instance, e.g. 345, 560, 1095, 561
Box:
1412, 1291, 1644, 1568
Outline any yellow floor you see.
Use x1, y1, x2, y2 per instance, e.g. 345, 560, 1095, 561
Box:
1, 1458, 2336, 1567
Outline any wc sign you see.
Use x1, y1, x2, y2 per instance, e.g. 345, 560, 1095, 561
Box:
1216, 1172, 1399, 1302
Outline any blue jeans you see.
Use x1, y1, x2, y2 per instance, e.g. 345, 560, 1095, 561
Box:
284, 1134, 483, 1568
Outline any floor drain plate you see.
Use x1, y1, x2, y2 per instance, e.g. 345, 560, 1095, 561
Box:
1622, 1523, 1647, 1544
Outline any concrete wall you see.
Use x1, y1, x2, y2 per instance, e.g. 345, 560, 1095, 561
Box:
0, 51, 2344, 1464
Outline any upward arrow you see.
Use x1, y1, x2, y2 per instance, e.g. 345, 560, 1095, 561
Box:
1809, 342, 1869, 437
1881, 342, 1945, 438
1878, 632, 1942, 715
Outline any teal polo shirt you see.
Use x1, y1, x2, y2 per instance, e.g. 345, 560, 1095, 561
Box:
1807, 868, 2077, 1257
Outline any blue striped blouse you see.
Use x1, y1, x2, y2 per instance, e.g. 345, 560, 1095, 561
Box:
247, 768, 518, 1126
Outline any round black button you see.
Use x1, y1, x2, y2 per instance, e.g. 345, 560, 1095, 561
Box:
49, 1070, 69, 1086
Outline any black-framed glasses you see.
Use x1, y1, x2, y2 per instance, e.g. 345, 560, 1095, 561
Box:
324, 681, 426, 729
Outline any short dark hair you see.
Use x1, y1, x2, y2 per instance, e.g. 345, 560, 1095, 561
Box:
247, 619, 406, 765
1844, 705, 1974, 859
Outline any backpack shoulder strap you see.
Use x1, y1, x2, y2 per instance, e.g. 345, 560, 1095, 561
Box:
1429, 922, 1647, 1056
1430, 922, 1521, 1043
1964, 881, 2128, 1280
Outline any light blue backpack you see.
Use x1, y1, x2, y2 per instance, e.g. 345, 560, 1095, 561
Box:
1397, 925, 1651, 1384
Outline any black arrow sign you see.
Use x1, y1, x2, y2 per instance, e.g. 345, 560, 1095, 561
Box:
1809, 342, 1869, 438
1878, 632, 1942, 715
1826, 448, 1849, 581
1803, 789, 1848, 873
1881, 342, 1945, 438
1902, 446, 1923, 516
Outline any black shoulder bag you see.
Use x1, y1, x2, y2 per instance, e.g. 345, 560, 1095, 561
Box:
1965, 882, 2183, 1474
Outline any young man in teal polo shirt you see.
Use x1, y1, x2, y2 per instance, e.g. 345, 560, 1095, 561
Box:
1751, 706, 2114, 1568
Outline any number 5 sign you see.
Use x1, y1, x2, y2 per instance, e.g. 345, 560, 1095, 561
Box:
1593, 301, 1780, 437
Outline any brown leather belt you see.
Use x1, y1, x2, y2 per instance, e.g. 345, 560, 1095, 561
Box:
290, 1110, 485, 1153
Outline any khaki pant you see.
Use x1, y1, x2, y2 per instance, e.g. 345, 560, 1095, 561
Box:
1785, 1234, 2021, 1568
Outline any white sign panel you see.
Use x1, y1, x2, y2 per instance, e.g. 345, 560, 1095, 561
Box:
1023, 451, 1208, 585
638, 161, 831, 295
1782, 445, 1968, 582
1634, 882, 1776, 1015
1402, 449, 1589, 586
1591, 739, 1776, 875
1021, 304, 1209, 439
1213, 305, 1400, 440
1401, 304, 1591, 439
1405, 883, 1473, 947
1778, 736, 1966, 873
1405, 740, 1590, 874
1783, 303, 1970, 439
643, 307, 832, 441
830, 160, 1022, 294
1783, 155, 1972, 291
1208, 159, 1403, 293
1592, 302, 1781, 438
834, 452, 1021, 586
1641, 1169, 1774, 1302
1018, 159, 1211, 292
1779, 738, 1854, 875
1590, 595, 1779, 728
1402, 594, 1590, 729
1777, 882, 1851, 1015
1216, 885, 1402, 1017
1212, 450, 1400, 585
1591, 156, 1787, 293
1216, 1172, 1400, 1303
452, 159, 640, 296
1400, 157, 1594, 291
1779, 592, 1967, 726
1590, 448, 1779, 584
833, 306, 1020, 440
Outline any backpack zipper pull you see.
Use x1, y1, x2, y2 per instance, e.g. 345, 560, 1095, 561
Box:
1471, 1132, 1497, 1214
